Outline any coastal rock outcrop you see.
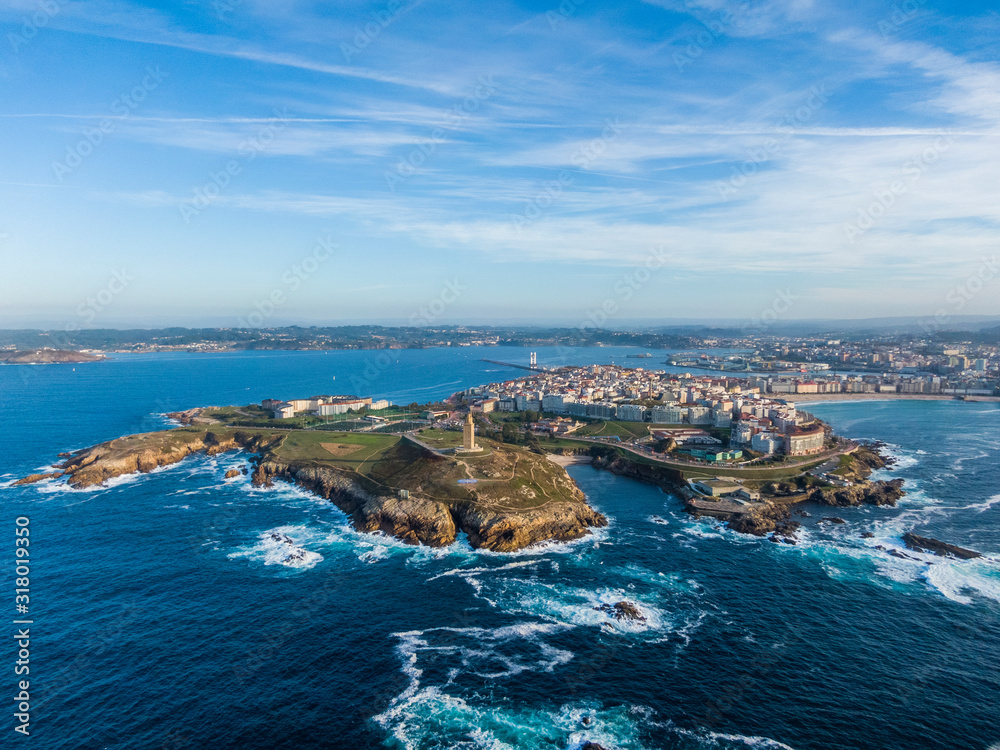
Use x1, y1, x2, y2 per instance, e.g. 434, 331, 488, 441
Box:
454, 501, 607, 552
809, 479, 905, 507
252, 460, 459, 548
595, 600, 646, 622
724, 504, 793, 537
902, 533, 981, 560
58, 430, 282, 489
12, 472, 63, 486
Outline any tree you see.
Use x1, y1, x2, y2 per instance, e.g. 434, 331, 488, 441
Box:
502, 422, 521, 444
654, 437, 677, 454
524, 409, 539, 423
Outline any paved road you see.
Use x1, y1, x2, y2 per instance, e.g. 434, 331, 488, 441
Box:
566, 434, 852, 475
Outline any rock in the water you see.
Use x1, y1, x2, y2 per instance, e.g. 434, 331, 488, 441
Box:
12, 471, 63, 486
582, 744, 608, 750
810, 479, 905, 507
861, 532, 875, 538
225, 469, 240, 479
820, 516, 846, 524
595, 600, 646, 622
903, 533, 981, 560
726, 505, 792, 536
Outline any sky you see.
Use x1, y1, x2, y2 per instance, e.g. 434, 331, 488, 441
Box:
0, 0, 998, 330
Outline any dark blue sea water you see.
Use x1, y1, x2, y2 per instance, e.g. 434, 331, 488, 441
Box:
2, 348, 999, 750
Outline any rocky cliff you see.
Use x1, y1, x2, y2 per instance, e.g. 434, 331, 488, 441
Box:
454, 500, 607, 552
590, 453, 685, 490
252, 460, 459, 547
251, 459, 607, 551
21, 427, 605, 553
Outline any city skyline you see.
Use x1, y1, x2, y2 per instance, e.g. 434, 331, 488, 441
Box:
1, 0, 999, 328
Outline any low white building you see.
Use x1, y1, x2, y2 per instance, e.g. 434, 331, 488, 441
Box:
273, 403, 295, 419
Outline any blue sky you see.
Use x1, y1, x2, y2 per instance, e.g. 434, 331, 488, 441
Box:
0, 0, 998, 329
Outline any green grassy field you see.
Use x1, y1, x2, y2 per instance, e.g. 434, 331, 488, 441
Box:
539, 437, 593, 452
271, 430, 401, 472
414, 428, 466, 449
575, 420, 651, 439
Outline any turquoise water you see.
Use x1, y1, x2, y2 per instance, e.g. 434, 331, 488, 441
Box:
2, 349, 999, 749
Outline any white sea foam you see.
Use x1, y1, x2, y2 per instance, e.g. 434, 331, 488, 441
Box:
952, 450, 990, 472
227, 525, 324, 570
773, 517, 1000, 605
427, 559, 540, 583
923, 560, 1000, 605
375, 654, 654, 750
689, 730, 798, 749
966, 493, 1000, 514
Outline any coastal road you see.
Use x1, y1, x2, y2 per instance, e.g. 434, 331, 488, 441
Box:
564, 434, 851, 475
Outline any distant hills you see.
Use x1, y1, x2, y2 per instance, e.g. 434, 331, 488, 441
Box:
0, 317, 999, 352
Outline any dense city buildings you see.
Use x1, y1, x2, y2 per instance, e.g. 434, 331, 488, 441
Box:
464, 365, 831, 457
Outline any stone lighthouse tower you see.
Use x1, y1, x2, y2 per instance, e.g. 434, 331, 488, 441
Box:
463, 412, 477, 451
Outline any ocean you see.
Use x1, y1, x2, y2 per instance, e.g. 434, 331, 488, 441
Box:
2, 348, 998, 749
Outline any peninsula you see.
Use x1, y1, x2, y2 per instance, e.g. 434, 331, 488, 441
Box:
0, 348, 106, 364
15, 362, 937, 550
18, 402, 606, 553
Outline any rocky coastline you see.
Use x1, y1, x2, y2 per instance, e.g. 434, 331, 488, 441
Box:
15, 426, 606, 553
589, 443, 908, 541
